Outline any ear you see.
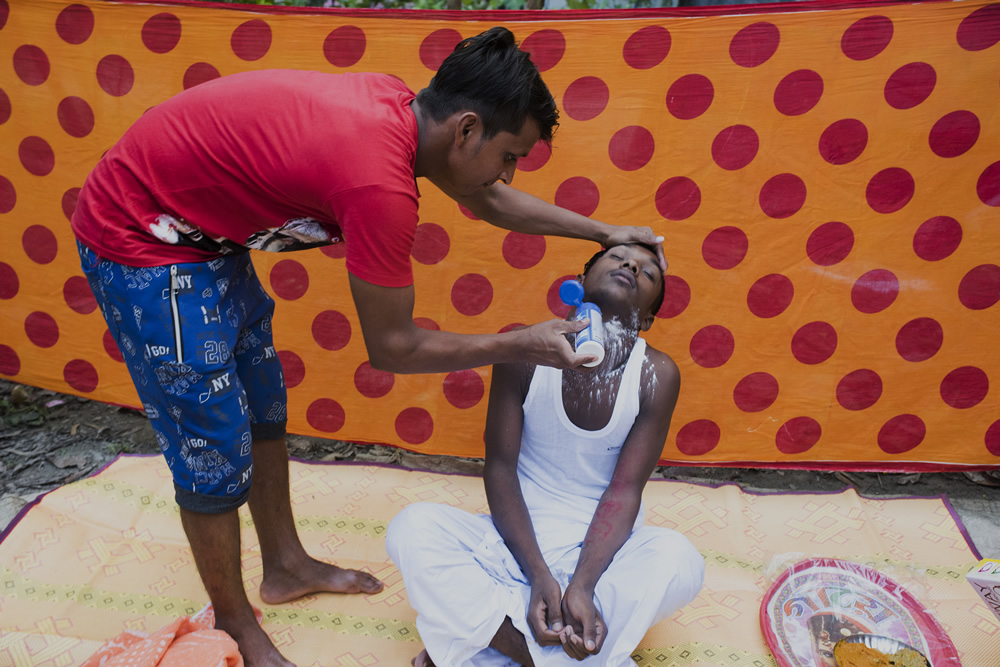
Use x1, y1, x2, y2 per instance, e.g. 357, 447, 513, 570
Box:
454, 112, 479, 147
639, 311, 655, 332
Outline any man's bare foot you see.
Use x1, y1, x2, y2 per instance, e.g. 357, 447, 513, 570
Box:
258, 555, 383, 605
411, 649, 436, 667
215, 612, 295, 667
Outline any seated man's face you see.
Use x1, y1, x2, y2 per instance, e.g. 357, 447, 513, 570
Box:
580, 244, 665, 330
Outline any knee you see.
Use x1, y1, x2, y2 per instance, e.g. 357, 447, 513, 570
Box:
385, 502, 445, 564
645, 530, 706, 595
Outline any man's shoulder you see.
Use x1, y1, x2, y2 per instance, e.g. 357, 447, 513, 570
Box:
638, 342, 680, 403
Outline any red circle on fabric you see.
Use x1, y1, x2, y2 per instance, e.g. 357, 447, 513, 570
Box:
733, 372, 779, 413
878, 415, 925, 454
23, 225, 58, 264
730, 22, 780, 68
690, 325, 734, 368
759, 173, 806, 219
791, 321, 837, 365
0, 175, 14, 214
25, 311, 59, 348
675, 419, 720, 456
563, 77, 609, 122
655, 177, 701, 221
957, 4, 1000, 51
819, 119, 867, 165
102, 329, 124, 362
940, 366, 989, 409
141, 13, 181, 53
776, 417, 821, 454
457, 204, 479, 220
547, 275, 575, 318
56, 4, 94, 44
807, 222, 854, 266
451, 273, 493, 316
851, 269, 899, 314
311, 310, 351, 350
928, 110, 980, 158
837, 369, 883, 411
278, 350, 305, 389
19, 136, 55, 176
231, 19, 271, 61
96, 55, 134, 96
13, 45, 49, 86
183, 62, 221, 90
414, 317, 440, 331
0, 263, 18, 299
395, 407, 433, 444
666, 74, 714, 120
658, 275, 690, 319
986, 420, 1000, 457
0, 88, 9, 124
623, 26, 671, 70
443, 370, 484, 409
555, 177, 600, 217
270, 260, 309, 300
958, 264, 1000, 310
895, 317, 943, 362
977, 161, 1000, 206
841, 15, 893, 60
609, 126, 655, 171
884, 62, 936, 110
502, 231, 545, 270
63, 276, 97, 314
64, 359, 98, 393
747, 274, 794, 318
320, 243, 346, 259
519, 141, 551, 172
774, 70, 823, 116
324, 25, 366, 67
711, 125, 758, 171
913, 216, 962, 261
499, 323, 526, 334
354, 361, 394, 399
306, 398, 345, 433
420, 29, 463, 71
521, 29, 565, 72
62, 188, 80, 221
0, 345, 20, 376
702, 226, 748, 270
58, 96, 95, 138
866, 168, 914, 214
411, 222, 450, 265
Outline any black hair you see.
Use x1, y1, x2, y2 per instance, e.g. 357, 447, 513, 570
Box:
583, 244, 666, 317
416, 27, 559, 142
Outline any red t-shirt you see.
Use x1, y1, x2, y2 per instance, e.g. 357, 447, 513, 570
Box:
72, 70, 420, 287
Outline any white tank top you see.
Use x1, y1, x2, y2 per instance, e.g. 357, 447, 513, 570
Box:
516, 338, 647, 560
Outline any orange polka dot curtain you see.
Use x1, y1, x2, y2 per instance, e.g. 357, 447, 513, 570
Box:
1, 0, 998, 469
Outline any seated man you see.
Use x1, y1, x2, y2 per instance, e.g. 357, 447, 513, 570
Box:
386, 243, 705, 666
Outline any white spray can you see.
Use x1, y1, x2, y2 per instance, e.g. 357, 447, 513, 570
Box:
559, 279, 605, 368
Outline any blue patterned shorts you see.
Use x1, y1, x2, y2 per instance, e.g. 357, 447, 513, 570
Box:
78, 241, 287, 513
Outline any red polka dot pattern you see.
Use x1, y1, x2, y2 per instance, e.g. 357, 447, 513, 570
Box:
1, 3, 997, 469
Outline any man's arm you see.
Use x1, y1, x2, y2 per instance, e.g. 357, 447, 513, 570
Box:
457, 183, 668, 271
348, 275, 594, 374
483, 361, 565, 646
560, 349, 682, 659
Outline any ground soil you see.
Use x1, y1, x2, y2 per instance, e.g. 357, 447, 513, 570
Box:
1, 379, 997, 515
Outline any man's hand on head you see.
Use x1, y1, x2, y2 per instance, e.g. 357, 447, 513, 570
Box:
602, 226, 667, 272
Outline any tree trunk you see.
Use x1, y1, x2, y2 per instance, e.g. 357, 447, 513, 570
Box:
446, 0, 461, 9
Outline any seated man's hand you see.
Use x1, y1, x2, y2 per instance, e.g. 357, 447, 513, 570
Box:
527, 575, 565, 646
559, 584, 606, 660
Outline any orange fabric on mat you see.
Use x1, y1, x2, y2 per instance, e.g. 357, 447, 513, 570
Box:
0, 0, 998, 467
0, 456, 996, 666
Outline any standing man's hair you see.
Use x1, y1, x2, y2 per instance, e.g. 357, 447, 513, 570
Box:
417, 27, 559, 142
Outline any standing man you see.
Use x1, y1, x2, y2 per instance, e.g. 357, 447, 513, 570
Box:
71, 27, 664, 666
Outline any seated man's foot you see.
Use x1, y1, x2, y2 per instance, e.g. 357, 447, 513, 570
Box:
216, 613, 295, 667
259, 556, 383, 605
412, 649, 436, 667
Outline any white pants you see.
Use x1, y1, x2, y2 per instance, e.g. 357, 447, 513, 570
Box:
386, 503, 705, 667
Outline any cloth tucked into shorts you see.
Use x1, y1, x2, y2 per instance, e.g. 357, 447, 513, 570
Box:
78, 240, 287, 513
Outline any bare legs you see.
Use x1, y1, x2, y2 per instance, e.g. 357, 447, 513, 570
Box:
412, 616, 534, 667
180, 437, 383, 666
